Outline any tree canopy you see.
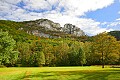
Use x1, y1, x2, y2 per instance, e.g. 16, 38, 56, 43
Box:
0, 30, 18, 66
93, 32, 119, 68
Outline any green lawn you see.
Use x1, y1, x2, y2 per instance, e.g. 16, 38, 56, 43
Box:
0, 66, 120, 80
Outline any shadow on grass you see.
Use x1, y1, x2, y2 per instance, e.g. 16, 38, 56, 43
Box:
20, 70, 120, 80
21, 72, 57, 80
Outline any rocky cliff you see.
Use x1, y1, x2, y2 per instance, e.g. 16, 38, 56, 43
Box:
63, 24, 85, 36
22, 19, 85, 38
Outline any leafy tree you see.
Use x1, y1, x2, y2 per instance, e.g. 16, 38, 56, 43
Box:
43, 44, 55, 66
115, 41, 120, 64
82, 42, 93, 65
93, 32, 118, 68
68, 41, 86, 66
0, 30, 18, 66
77, 47, 86, 66
84, 42, 101, 65
56, 43, 70, 66
17, 42, 31, 66
36, 51, 45, 66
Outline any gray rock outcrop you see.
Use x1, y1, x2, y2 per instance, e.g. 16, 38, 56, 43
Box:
62, 24, 85, 36
35, 19, 61, 31
24, 19, 85, 38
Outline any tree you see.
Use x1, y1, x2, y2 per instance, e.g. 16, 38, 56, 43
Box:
56, 43, 70, 66
77, 47, 86, 66
93, 32, 118, 68
0, 30, 18, 66
17, 42, 31, 66
115, 41, 120, 64
43, 44, 55, 66
36, 51, 45, 66
82, 42, 95, 65
68, 41, 86, 66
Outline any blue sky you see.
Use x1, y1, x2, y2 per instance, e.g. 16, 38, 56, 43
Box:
84, 0, 120, 22
0, 0, 120, 35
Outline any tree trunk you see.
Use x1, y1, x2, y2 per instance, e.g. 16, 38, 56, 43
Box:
102, 52, 104, 68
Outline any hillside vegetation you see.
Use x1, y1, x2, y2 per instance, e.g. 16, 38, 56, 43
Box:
0, 19, 120, 67
108, 31, 120, 40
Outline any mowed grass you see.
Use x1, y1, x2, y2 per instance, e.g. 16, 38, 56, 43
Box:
0, 66, 120, 80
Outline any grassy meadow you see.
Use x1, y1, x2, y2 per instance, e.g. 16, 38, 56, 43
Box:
0, 66, 120, 80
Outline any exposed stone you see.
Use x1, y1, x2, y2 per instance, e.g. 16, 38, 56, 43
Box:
24, 19, 85, 38
35, 19, 61, 31
39, 32, 50, 38
63, 24, 85, 36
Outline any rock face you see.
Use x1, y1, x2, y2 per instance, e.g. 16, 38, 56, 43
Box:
24, 19, 85, 38
63, 24, 85, 36
24, 19, 61, 31
35, 19, 61, 31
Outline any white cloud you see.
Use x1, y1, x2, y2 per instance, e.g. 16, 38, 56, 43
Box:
21, 0, 114, 16
0, 0, 21, 4
118, 11, 120, 14
108, 21, 120, 27
102, 21, 120, 31
0, 0, 115, 35
116, 18, 120, 21
43, 13, 112, 35
58, 0, 114, 16
23, 0, 50, 10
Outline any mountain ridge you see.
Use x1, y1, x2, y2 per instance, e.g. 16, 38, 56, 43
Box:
0, 19, 120, 40
19, 19, 85, 38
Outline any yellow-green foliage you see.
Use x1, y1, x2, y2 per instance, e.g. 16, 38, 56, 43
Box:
0, 20, 120, 67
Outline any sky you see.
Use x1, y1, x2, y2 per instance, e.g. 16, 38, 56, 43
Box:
0, 0, 120, 36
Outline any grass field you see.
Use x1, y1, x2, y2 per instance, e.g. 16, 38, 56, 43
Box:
0, 66, 120, 80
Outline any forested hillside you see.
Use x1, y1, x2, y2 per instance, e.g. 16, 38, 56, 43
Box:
0, 20, 120, 67
0, 20, 35, 42
109, 31, 120, 40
